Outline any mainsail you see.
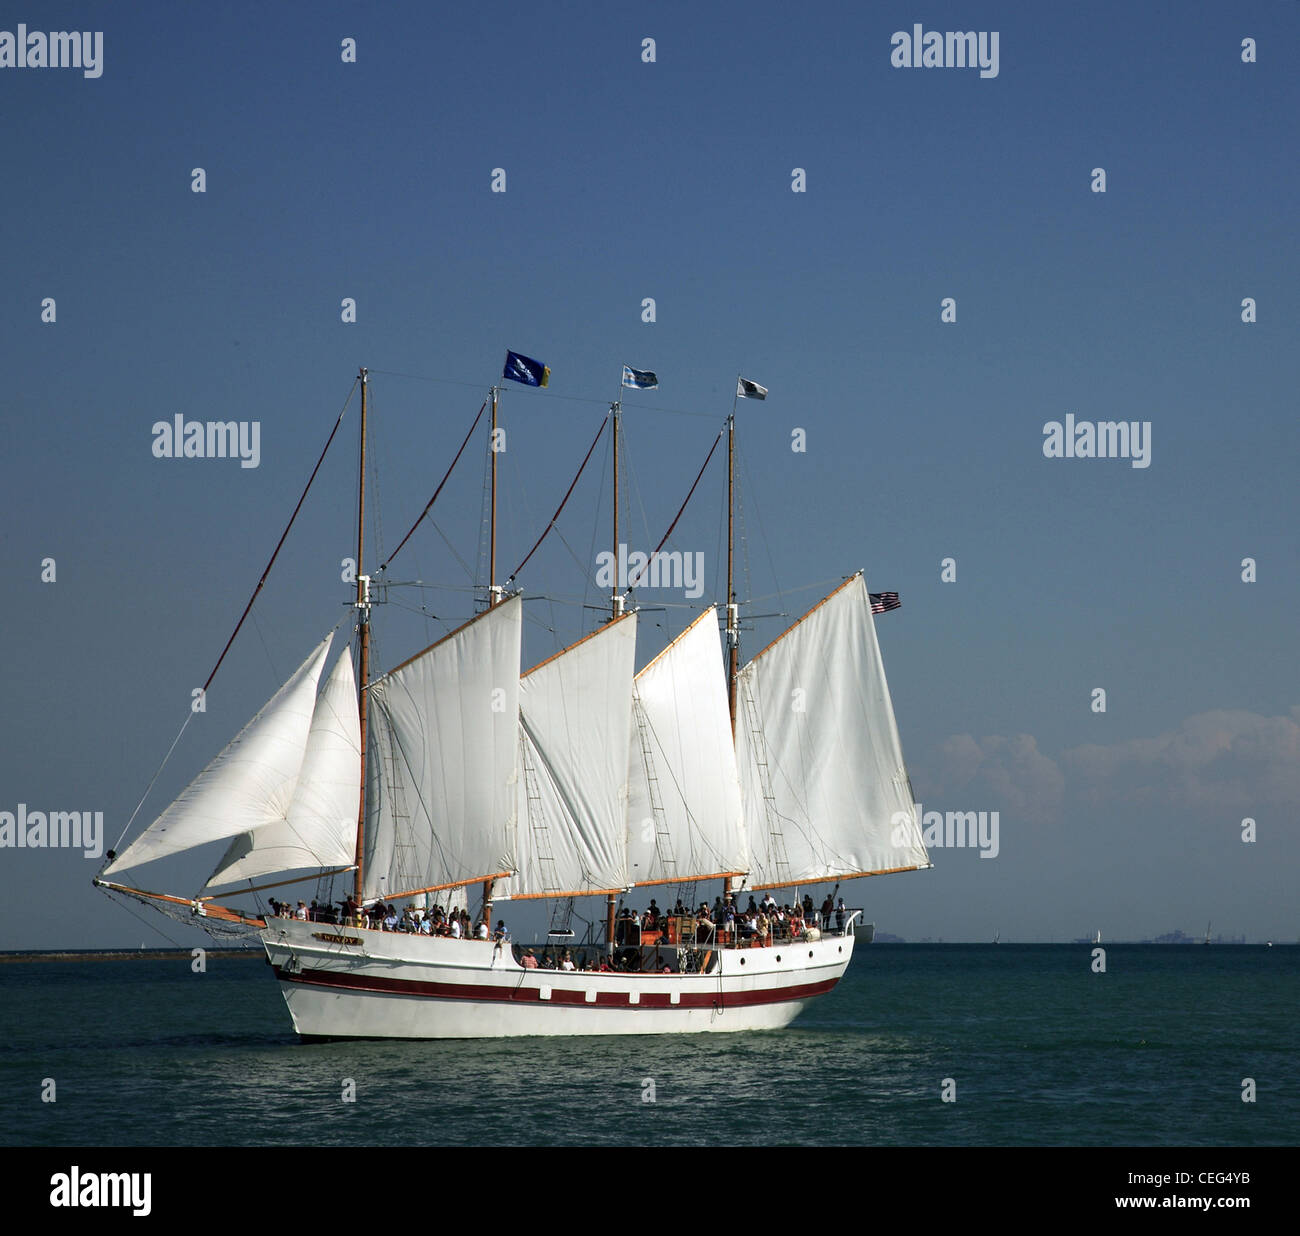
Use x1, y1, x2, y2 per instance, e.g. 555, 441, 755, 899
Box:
625, 607, 748, 887
203, 647, 360, 889
363, 592, 522, 901
502, 611, 638, 899
733, 573, 930, 888
102, 636, 334, 877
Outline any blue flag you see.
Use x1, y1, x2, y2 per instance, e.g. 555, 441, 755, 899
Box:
622, 366, 658, 390
503, 351, 550, 387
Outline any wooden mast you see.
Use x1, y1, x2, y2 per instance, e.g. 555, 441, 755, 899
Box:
607, 398, 622, 952
353, 368, 370, 910
483, 383, 500, 930
726, 407, 738, 731
723, 390, 739, 912
489, 385, 499, 607
611, 400, 622, 618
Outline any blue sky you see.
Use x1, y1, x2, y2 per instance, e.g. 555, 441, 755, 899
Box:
2, 1, 1297, 948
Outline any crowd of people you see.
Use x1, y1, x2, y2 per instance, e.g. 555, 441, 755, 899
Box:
613, 890, 848, 947
266, 888, 850, 964
266, 896, 508, 942
519, 946, 678, 973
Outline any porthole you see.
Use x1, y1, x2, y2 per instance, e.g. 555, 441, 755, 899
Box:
739, 957, 746, 965
808, 950, 813, 958
775, 955, 781, 962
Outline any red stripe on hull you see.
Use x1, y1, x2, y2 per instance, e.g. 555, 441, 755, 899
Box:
273, 966, 839, 1009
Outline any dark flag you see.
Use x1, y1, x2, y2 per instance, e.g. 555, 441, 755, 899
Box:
622, 365, 658, 390
870, 592, 900, 614
736, 377, 768, 400
503, 350, 550, 387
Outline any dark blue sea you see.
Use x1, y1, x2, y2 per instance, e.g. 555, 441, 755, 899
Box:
3, 943, 1296, 1151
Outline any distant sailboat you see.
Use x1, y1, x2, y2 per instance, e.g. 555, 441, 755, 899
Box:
1093, 929, 1101, 945
993, 929, 1000, 944
1204, 920, 1212, 945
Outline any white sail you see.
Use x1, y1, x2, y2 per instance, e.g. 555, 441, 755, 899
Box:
103, 636, 334, 876
363, 593, 522, 901
625, 607, 748, 887
734, 573, 929, 888
203, 647, 360, 889
500, 611, 637, 899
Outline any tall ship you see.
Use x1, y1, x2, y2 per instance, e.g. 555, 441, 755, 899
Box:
96, 364, 931, 1038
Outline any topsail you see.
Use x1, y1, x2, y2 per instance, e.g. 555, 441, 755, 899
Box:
734, 573, 930, 888
625, 607, 748, 887
102, 636, 334, 877
203, 647, 360, 889
363, 593, 522, 901
502, 611, 638, 899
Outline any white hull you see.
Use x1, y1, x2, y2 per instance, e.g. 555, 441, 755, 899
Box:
262, 918, 855, 1039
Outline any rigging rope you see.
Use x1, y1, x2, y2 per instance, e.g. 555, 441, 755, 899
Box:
201, 380, 358, 693
504, 412, 609, 586
379, 398, 488, 573
626, 423, 725, 595
108, 712, 195, 854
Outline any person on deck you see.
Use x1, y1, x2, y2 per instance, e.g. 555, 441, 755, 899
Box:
520, 949, 538, 968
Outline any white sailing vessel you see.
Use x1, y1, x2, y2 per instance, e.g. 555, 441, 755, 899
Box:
97, 367, 931, 1038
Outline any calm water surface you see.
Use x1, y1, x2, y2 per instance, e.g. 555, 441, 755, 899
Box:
3, 944, 1295, 1146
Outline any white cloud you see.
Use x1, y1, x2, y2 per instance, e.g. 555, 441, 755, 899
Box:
919, 732, 1065, 819
1063, 707, 1300, 810
917, 707, 1300, 818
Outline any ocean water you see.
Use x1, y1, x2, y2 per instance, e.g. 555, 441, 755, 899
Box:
3, 944, 1295, 1147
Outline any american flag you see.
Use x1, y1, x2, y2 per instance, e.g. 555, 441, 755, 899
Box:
870, 591, 900, 614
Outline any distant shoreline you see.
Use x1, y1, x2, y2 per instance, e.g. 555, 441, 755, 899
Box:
0, 949, 263, 964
